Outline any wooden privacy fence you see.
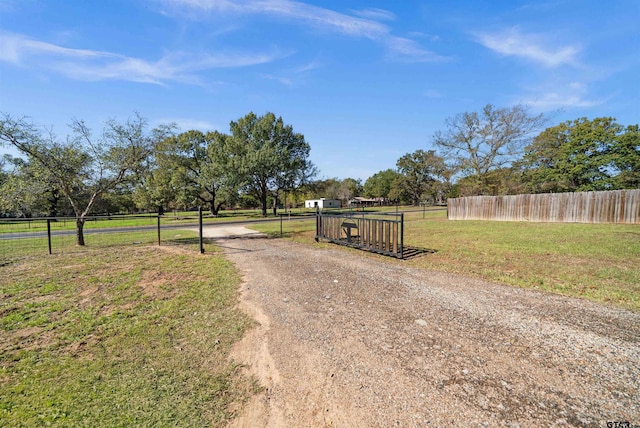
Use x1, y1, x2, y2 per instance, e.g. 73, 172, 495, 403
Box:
447, 189, 640, 224
315, 212, 404, 258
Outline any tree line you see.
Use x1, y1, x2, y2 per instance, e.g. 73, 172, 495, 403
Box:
1, 105, 638, 244
0, 111, 315, 245
359, 105, 638, 205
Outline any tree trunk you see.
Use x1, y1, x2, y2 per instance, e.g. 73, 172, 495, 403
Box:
212, 201, 224, 217
210, 199, 225, 216
261, 196, 268, 216
76, 217, 86, 246
207, 185, 219, 216
272, 195, 278, 216
47, 191, 59, 217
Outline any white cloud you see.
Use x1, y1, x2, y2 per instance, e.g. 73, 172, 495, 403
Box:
475, 27, 580, 67
261, 74, 293, 86
0, 32, 115, 64
256, 1, 388, 39
521, 81, 604, 110
351, 8, 396, 22
0, 31, 281, 85
408, 31, 440, 42
162, 0, 447, 62
295, 59, 321, 73
527, 92, 602, 109
384, 36, 448, 63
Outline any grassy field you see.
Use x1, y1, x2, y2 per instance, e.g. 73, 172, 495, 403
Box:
253, 209, 640, 311
0, 244, 258, 427
1, 207, 637, 426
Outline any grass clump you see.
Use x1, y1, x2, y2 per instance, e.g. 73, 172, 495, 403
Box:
0, 245, 257, 427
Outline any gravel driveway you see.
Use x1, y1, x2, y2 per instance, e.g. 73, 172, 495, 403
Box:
215, 234, 639, 428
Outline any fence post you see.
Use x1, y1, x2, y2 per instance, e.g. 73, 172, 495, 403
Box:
157, 215, 161, 246
198, 206, 204, 254
280, 213, 283, 237
47, 219, 52, 255
400, 213, 404, 259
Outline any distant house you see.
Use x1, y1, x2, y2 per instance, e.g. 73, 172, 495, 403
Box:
349, 197, 389, 207
304, 198, 341, 209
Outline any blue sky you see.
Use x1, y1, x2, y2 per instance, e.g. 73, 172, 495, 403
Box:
1, 0, 638, 181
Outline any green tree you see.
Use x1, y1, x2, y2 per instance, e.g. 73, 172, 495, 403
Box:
520, 117, 639, 192
395, 149, 446, 205
0, 154, 67, 217
434, 104, 546, 195
151, 130, 236, 215
229, 112, 316, 216
363, 169, 400, 201
302, 178, 339, 200
455, 167, 526, 197
337, 178, 362, 204
609, 124, 640, 189
0, 113, 159, 245
132, 164, 177, 215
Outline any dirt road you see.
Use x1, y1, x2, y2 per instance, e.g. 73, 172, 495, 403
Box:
212, 233, 639, 427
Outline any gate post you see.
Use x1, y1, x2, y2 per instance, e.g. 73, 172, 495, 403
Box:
400, 213, 404, 259
198, 206, 204, 254
47, 218, 52, 255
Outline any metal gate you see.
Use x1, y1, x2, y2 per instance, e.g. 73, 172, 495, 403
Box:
315, 211, 404, 258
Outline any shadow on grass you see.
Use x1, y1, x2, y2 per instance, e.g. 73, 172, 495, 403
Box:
163, 237, 201, 246
402, 246, 438, 260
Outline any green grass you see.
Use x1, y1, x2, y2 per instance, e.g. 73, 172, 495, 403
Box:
1, 208, 636, 426
402, 211, 640, 309
0, 245, 257, 427
0, 216, 159, 234
251, 209, 640, 311
0, 226, 215, 260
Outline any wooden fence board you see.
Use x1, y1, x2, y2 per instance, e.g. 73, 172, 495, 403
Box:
447, 190, 640, 224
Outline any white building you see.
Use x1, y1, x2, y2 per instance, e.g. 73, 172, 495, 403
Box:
305, 198, 342, 209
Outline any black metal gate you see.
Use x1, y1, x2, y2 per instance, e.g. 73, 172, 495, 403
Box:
315, 211, 404, 258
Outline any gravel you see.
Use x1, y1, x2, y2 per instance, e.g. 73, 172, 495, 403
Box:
221, 237, 640, 428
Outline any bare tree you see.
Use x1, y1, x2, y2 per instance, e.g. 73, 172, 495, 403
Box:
434, 104, 546, 194
0, 113, 160, 245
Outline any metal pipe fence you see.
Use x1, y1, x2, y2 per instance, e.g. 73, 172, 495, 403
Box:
0, 214, 207, 262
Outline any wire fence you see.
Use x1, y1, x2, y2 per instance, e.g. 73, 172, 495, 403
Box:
0, 206, 448, 264
0, 215, 208, 263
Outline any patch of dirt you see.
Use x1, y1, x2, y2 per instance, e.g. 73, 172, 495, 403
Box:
197, 225, 266, 240
223, 237, 640, 427
154, 245, 199, 256
228, 275, 286, 427
98, 302, 134, 317
137, 270, 182, 299
12, 326, 42, 339
79, 286, 99, 305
